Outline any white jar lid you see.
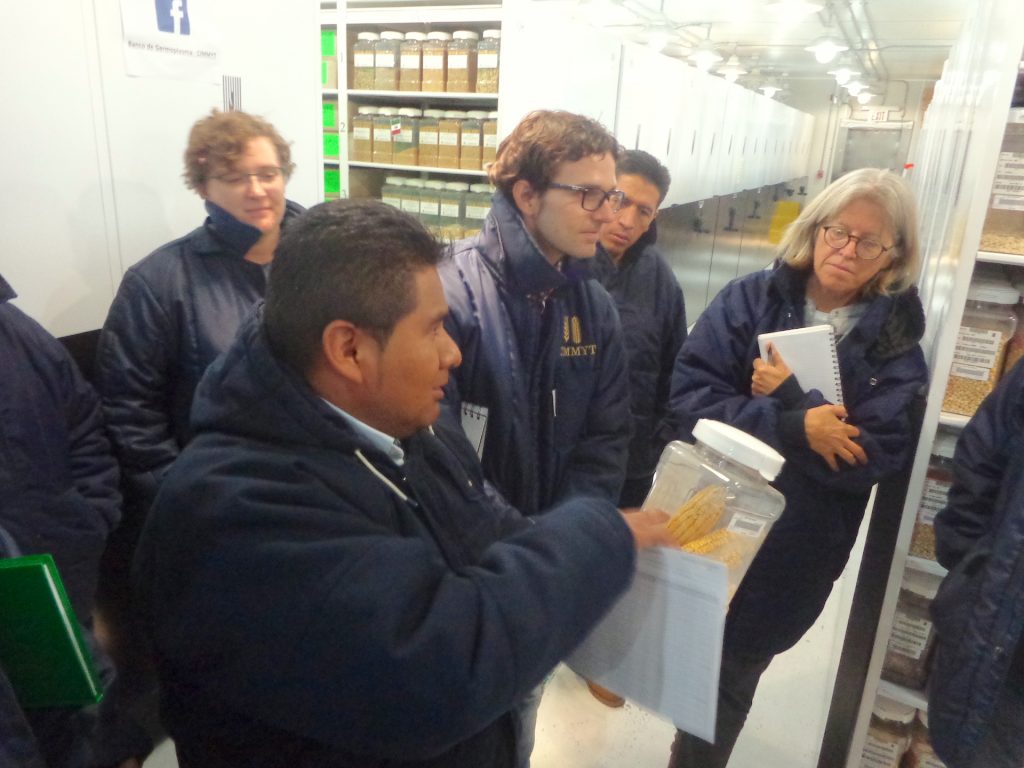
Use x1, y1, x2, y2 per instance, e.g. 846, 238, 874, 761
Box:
453, 30, 480, 40
422, 109, 445, 118
465, 110, 489, 119
398, 108, 422, 117
968, 279, 1021, 305
426, 31, 452, 41
443, 110, 468, 118
482, 29, 501, 39
404, 179, 426, 189
356, 106, 380, 115
901, 569, 940, 600
357, 32, 380, 41
379, 31, 404, 41
444, 182, 470, 191
931, 431, 959, 460
404, 31, 427, 41
470, 183, 493, 193
692, 418, 785, 481
424, 180, 447, 190
376, 107, 398, 116
873, 695, 917, 725
487, 111, 499, 119
384, 176, 407, 185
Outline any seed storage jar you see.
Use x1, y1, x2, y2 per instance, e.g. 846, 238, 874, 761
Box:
909, 432, 957, 561
644, 419, 785, 599
399, 31, 425, 91
421, 31, 451, 92
446, 30, 479, 92
476, 29, 501, 93
904, 710, 948, 768
482, 111, 499, 166
1004, 276, 1024, 376
860, 696, 915, 768
418, 109, 443, 167
460, 111, 486, 170
440, 182, 469, 241
437, 111, 464, 169
373, 31, 404, 90
882, 570, 941, 690
419, 180, 445, 235
462, 183, 492, 237
350, 106, 378, 163
380, 176, 405, 210
941, 278, 1019, 416
372, 108, 398, 164
979, 109, 1024, 256
393, 108, 421, 166
352, 32, 379, 90
400, 178, 424, 219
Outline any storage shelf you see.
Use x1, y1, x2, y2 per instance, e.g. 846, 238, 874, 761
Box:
349, 161, 487, 177
906, 556, 948, 578
347, 89, 498, 102
344, 4, 502, 25
938, 411, 971, 429
877, 679, 929, 710
977, 250, 1024, 266
324, 158, 341, 166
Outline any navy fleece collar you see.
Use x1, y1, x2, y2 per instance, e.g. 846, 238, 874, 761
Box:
0, 274, 15, 304
203, 200, 264, 256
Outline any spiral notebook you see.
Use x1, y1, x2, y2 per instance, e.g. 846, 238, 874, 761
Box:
757, 324, 843, 404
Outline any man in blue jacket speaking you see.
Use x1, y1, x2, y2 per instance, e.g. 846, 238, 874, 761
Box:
133, 200, 671, 768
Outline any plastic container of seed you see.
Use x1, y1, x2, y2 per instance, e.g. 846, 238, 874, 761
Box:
482, 111, 499, 166
393, 108, 421, 166
399, 31, 426, 92
421, 31, 451, 92
462, 183, 493, 238
437, 110, 465, 169
459, 111, 487, 170
352, 32, 379, 90
941, 277, 1019, 416
978, 108, 1024, 256
446, 30, 479, 92
476, 29, 501, 93
372, 108, 399, 164
881, 569, 941, 690
350, 106, 378, 163
909, 431, 957, 561
418, 109, 443, 168
439, 182, 469, 241
419, 180, 445, 235
644, 419, 785, 599
373, 31, 404, 91
380, 176, 406, 211
860, 695, 916, 768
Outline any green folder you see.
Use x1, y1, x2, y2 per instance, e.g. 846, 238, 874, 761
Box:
0, 554, 103, 708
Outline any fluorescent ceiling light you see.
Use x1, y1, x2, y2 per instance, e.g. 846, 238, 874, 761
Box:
828, 67, 859, 85
805, 37, 849, 64
689, 40, 723, 71
717, 55, 748, 83
857, 91, 874, 105
845, 81, 866, 96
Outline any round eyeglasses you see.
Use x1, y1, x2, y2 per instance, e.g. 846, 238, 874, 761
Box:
547, 183, 625, 214
821, 225, 892, 261
212, 166, 284, 188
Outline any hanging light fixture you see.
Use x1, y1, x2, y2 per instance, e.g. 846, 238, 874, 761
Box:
845, 80, 866, 96
717, 55, 747, 83
805, 36, 849, 64
856, 91, 874, 105
827, 67, 859, 86
689, 40, 723, 71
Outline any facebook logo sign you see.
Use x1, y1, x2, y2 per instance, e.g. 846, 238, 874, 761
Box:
155, 0, 190, 35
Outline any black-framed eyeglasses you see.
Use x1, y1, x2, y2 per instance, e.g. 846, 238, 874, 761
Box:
547, 183, 625, 213
212, 166, 284, 187
821, 225, 893, 261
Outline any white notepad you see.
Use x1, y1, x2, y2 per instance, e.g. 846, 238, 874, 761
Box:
757, 324, 843, 404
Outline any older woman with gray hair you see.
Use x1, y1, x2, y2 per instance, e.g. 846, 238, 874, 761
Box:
665, 168, 929, 768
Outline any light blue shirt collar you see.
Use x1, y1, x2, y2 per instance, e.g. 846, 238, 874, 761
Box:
321, 399, 405, 466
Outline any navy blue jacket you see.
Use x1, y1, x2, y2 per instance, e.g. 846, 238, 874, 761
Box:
930, 359, 1024, 765
95, 200, 304, 508
670, 262, 927, 655
133, 310, 637, 768
0, 275, 121, 620
440, 192, 631, 515
592, 224, 687, 482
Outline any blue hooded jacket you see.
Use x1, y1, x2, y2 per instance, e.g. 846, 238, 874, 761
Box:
439, 192, 630, 515
930, 359, 1024, 766
133, 309, 636, 767
670, 262, 927, 655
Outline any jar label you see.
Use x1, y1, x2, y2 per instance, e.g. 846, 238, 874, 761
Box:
401, 199, 420, 213
440, 203, 460, 217
949, 362, 992, 382
861, 732, 906, 767
439, 131, 460, 147
354, 53, 374, 68
373, 128, 393, 142
423, 54, 444, 69
465, 204, 489, 220
420, 130, 439, 145
462, 133, 481, 147
917, 477, 951, 523
478, 53, 499, 68
375, 53, 395, 68
420, 201, 440, 217
484, 133, 498, 148
401, 54, 420, 69
888, 609, 933, 660
398, 128, 415, 142
382, 195, 402, 209
352, 127, 371, 140
727, 512, 768, 538
954, 326, 1003, 369
448, 54, 468, 69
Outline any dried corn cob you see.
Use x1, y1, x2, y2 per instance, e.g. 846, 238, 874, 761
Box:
682, 528, 747, 568
666, 485, 727, 546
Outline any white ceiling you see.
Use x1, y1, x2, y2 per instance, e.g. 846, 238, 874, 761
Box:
582, 0, 965, 93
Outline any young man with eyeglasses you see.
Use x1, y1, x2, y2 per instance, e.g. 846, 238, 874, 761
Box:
439, 110, 632, 765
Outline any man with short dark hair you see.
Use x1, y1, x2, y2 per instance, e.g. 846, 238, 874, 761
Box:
133, 200, 671, 768
594, 149, 687, 508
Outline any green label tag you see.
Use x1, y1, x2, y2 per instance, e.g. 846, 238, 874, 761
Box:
323, 102, 337, 128
321, 28, 337, 57
324, 168, 341, 195
323, 132, 340, 158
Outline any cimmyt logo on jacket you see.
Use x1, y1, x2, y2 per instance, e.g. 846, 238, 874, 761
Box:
561, 315, 597, 358
155, 0, 191, 35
